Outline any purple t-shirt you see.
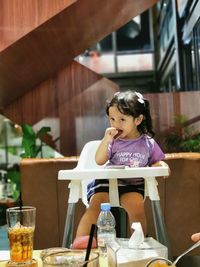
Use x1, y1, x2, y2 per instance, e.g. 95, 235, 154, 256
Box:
107, 134, 165, 185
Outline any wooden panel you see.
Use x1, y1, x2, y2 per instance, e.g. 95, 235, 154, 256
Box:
0, 0, 76, 51
140, 91, 200, 150
20, 158, 85, 249
59, 76, 119, 155
0, 0, 158, 109
165, 157, 200, 256
4, 61, 119, 155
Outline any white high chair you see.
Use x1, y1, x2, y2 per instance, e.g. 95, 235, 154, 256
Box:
58, 140, 170, 250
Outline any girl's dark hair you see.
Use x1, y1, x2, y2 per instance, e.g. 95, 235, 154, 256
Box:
106, 90, 155, 137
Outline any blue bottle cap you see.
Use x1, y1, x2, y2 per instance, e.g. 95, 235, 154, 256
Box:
101, 203, 111, 211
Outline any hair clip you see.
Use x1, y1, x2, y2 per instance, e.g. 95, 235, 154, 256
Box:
114, 91, 120, 96
135, 92, 145, 104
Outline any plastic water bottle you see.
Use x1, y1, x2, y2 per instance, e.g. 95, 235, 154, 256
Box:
97, 203, 116, 257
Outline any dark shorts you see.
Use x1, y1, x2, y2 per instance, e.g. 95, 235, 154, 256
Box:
87, 179, 145, 202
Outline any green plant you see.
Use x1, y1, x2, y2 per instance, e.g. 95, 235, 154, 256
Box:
164, 115, 200, 152
0, 123, 52, 214
7, 165, 20, 201
180, 133, 200, 152
7, 124, 51, 200
20, 124, 51, 158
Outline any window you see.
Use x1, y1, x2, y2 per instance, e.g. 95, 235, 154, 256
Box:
193, 18, 200, 89
76, 10, 153, 74
184, 18, 200, 91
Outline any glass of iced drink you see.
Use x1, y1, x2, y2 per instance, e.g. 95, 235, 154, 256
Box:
42, 250, 99, 267
6, 206, 36, 265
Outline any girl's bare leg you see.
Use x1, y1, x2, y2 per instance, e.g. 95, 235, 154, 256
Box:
75, 192, 109, 237
120, 192, 147, 236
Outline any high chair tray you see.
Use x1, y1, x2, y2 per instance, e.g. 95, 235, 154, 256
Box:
58, 166, 169, 180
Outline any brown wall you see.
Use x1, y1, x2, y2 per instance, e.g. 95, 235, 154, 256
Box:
20, 158, 82, 249
144, 91, 200, 149
145, 155, 200, 257
4, 61, 119, 155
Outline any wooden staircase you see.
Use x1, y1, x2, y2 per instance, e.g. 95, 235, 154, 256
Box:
0, 0, 157, 109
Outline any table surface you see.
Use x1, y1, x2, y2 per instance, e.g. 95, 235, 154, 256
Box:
58, 166, 169, 180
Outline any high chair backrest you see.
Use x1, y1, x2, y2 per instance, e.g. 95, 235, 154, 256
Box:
76, 140, 105, 206
76, 140, 104, 170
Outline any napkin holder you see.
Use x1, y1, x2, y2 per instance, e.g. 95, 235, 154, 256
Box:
107, 237, 168, 267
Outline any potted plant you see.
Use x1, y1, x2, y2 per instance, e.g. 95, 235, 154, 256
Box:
20, 124, 51, 158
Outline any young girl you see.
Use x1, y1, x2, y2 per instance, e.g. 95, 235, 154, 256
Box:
73, 90, 167, 248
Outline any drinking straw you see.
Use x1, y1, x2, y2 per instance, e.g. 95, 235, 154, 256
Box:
19, 191, 23, 209
84, 224, 96, 266
19, 191, 23, 224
